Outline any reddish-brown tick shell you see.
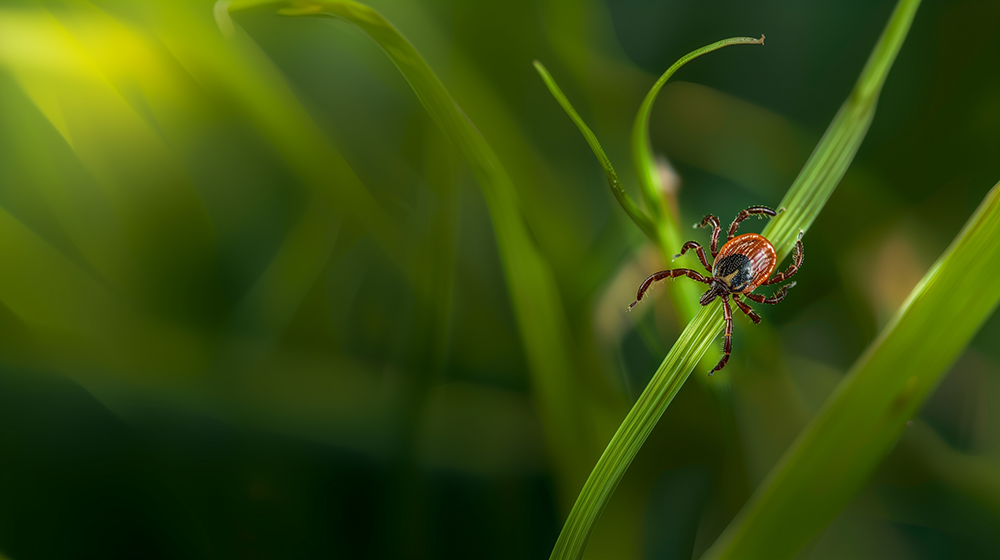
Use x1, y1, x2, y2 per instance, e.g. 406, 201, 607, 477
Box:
713, 233, 777, 293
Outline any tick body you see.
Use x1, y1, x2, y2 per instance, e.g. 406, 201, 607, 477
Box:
713, 234, 776, 294
628, 205, 803, 375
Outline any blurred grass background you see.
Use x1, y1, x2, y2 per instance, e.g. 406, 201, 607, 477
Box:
0, 0, 998, 559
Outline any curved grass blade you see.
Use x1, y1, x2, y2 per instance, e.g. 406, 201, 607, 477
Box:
222, 0, 597, 505
532, 61, 658, 242
532, 59, 699, 325
703, 182, 1000, 560
548, 1, 919, 558
535, 42, 753, 325
631, 36, 763, 252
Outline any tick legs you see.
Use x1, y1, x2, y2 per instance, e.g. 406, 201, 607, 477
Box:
732, 294, 761, 324
696, 215, 723, 257
745, 281, 796, 305
709, 295, 734, 375
728, 205, 779, 240
675, 241, 712, 272
628, 268, 711, 311
765, 230, 804, 285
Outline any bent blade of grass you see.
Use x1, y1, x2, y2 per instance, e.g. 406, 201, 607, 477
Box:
704, 182, 1000, 560
549, 1, 919, 558
533, 59, 706, 324
532, 61, 658, 242
223, 0, 596, 504
536, 40, 760, 385
631, 36, 763, 255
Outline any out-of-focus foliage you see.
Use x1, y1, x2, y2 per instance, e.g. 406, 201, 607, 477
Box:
0, 0, 998, 559
228, 0, 609, 511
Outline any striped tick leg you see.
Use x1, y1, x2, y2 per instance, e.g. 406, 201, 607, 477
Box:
709, 295, 734, 375
675, 241, 712, 272
628, 268, 710, 311
765, 230, 805, 285
697, 215, 723, 257
744, 281, 796, 305
728, 205, 780, 240
732, 294, 761, 324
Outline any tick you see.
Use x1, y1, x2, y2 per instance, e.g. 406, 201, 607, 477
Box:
627, 205, 804, 375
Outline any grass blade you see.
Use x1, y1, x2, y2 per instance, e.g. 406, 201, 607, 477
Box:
703, 182, 1000, 560
534, 39, 758, 324
631, 36, 763, 253
222, 0, 597, 504
764, 0, 922, 258
532, 59, 709, 327
550, 298, 725, 560
532, 60, 658, 242
548, 1, 919, 558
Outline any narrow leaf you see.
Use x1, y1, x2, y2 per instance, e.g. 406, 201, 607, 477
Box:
631, 36, 763, 251
532, 61, 658, 242
535, 40, 759, 324
763, 0, 922, 258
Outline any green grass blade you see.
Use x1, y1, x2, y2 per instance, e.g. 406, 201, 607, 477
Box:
549, 298, 725, 560
631, 36, 763, 250
531, 58, 700, 324
763, 0, 922, 258
223, 0, 597, 504
703, 182, 1000, 560
548, 1, 919, 558
532, 61, 658, 242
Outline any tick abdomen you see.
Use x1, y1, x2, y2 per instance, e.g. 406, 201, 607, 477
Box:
713, 233, 776, 292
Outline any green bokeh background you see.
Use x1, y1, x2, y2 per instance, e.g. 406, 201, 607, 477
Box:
0, 0, 998, 558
